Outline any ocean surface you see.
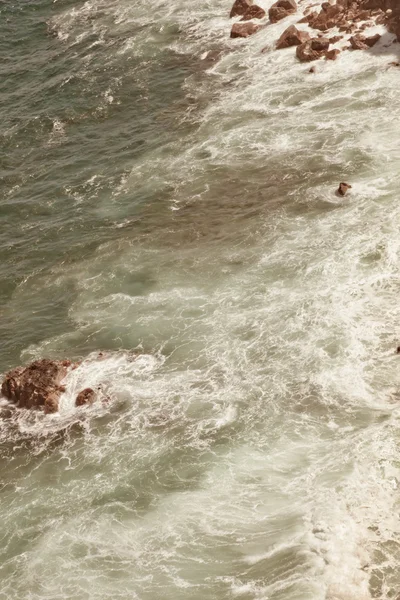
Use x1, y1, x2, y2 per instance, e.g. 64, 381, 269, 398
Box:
1, 0, 400, 598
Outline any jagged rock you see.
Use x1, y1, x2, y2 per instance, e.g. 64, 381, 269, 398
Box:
241, 5, 266, 20
230, 22, 262, 37
269, 0, 297, 23
337, 182, 352, 196
230, 0, 253, 18
76, 388, 96, 407
276, 25, 310, 48
1, 359, 72, 414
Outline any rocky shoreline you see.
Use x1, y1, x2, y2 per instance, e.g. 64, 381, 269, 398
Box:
1, 0, 399, 420
229, 0, 400, 63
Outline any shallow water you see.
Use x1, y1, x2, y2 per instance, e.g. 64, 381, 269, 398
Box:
1, 0, 400, 598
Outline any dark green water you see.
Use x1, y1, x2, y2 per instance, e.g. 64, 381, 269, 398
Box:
1, 0, 400, 598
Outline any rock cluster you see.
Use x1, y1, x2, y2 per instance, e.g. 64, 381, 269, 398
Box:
228, 0, 400, 61
1, 358, 96, 414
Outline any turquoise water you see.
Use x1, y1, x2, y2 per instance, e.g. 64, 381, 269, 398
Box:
1, 0, 400, 598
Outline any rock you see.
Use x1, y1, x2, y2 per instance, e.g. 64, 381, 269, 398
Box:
337, 182, 352, 196
350, 34, 369, 49
329, 35, 344, 43
326, 48, 341, 59
296, 39, 325, 61
276, 25, 311, 48
311, 37, 330, 51
230, 0, 253, 18
1, 359, 72, 414
230, 22, 262, 37
75, 388, 96, 407
364, 33, 381, 46
309, 65, 317, 72
241, 4, 266, 19
269, 0, 297, 23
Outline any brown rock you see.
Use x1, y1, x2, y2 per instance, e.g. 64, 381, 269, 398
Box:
240, 4, 266, 19
337, 182, 352, 196
296, 39, 324, 61
1, 359, 71, 413
276, 25, 311, 48
329, 35, 343, 43
230, 22, 262, 37
75, 388, 96, 407
350, 34, 368, 49
269, 0, 297, 23
364, 33, 381, 46
230, 0, 253, 18
311, 37, 330, 51
325, 48, 341, 59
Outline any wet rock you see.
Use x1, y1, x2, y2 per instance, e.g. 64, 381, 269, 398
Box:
311, 37, 330, 51
230, 0, 253, 18
75, 388, 96, 407
329, 35, 344, 43
326, 48, 341, 59
230, 22, 262, 37
337, 182, 352, 196
364, 33, 381, 46
276, 25, 311, 48
241, 5, 266, 19
296, 39, 324, 61
350, 33, 370, 49
1, 359, 72, 414
269, 0, 297, 23
296, 36, 330, 61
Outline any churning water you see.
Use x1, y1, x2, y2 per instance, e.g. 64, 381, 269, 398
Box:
1, 0, 400, 598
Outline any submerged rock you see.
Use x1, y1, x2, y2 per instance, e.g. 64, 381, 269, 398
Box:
1, 359, 73, 414
75, 388, 96, 407
337, 182, 352, 196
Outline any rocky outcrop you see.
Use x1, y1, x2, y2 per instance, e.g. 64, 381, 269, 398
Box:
269, 0, 297, 24
1, 359, 73, 414
276, 25, 310, 48
0, 358, 102, 413
231, 22, 262, 37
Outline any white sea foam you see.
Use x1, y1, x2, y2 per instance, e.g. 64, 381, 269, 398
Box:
2, 0, 400, 598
